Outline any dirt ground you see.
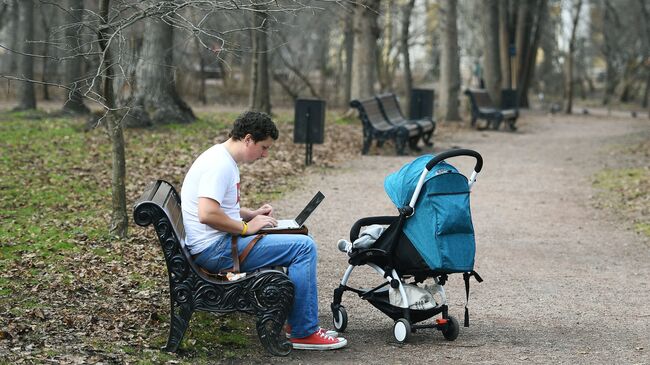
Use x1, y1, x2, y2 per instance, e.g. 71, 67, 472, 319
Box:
250, 110, 649, 364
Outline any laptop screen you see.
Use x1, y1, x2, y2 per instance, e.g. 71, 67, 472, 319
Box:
295, 191, 325, 226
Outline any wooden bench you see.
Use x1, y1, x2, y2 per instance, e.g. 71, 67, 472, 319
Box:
464, 88, 518, 131
350, 98, 421, 155
375, 93, 435, 147
133, 180, 294, 356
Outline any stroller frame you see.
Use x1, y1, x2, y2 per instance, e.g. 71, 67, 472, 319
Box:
331, 149, 483, 343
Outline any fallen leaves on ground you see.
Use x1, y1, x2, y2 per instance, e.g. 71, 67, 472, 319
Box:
0, 112, 364, 363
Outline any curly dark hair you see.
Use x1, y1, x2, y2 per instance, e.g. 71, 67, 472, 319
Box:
229, 111, 279, 142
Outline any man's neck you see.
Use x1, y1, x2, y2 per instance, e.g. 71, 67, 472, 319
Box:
223, 138, 244, 164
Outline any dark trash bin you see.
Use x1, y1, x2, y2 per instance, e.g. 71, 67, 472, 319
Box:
409, 88, 435, 120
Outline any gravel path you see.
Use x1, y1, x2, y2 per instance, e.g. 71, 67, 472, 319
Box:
260, 111, 649, 364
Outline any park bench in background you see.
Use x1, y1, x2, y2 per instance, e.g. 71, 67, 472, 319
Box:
464, 88, 518, 131
375, 93, 435, 147
133, 180, 294, 356
350, 97, 421, 155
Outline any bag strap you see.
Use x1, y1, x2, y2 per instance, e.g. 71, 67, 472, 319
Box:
193, 234, 267, 276
463, 270, 483, 327
229, 233, 266, 273
238, 234, 266, 265
231, 235, 241, 273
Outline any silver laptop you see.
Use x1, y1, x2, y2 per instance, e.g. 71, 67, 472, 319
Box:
263, 191, 325, 230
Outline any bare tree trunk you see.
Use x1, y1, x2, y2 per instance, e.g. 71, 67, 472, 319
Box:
378, 1, 393, 91
439, 0, 461, 121
249, 6, 271, 115
637, 0, 650, 117
194, 38, 207, 105
601, 0, 618, 106
513, 1, 529, 90
39, 6, 52, 102
424, 1, 441, 81
343, 11, 354, 103
335, 17, 345, 105
131, 0, 195, 126
351, 0, 380, 100
499, 0, 513, 89
62, 0, 90, 114
401, 0, 415, 114
14, 0, 36, 111
565, 0, 583, 114
318, 28, 330, 99
220, 51, 233, 90
1, 1, 18, 76
517, 0, 547, 108
482, 0, 502, 107
99, 0, 127, 239
641, 73, 650, 109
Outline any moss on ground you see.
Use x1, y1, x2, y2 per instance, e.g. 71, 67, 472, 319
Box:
593, 140, 650, 239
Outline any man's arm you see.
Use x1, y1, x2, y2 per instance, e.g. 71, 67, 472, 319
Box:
199, 198, 276, 234
240, 204, 273, 222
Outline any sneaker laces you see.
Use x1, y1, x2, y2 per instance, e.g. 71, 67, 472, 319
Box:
318, 330, 337, 342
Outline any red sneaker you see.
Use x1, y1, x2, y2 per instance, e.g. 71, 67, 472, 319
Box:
290, 330, 347, 350
284, 325, 338, 338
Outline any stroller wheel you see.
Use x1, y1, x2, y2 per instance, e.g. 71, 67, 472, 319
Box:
442, 316, 459, 341
393, 319, 411, 343
332, 306, 348, 332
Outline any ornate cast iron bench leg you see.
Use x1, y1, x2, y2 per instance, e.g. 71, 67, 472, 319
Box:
165, 301, 193, 352
252, 272, 294, 356
395, 128, 409, 155
362, 126, 373, 155
422, 128, 434, 146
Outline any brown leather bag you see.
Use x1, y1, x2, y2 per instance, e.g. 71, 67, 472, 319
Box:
258, 225, 309, 235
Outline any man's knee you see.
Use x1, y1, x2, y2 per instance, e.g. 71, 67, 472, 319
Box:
297, 235, 317, 256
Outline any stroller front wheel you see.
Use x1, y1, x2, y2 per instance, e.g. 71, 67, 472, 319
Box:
393, 319, 411, 343
332, 306, 348, 332
442, 315, 460, 341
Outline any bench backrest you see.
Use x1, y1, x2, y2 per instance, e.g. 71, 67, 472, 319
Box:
465, 89, 494, 109
350, 98, 395, 131
134, 180, 207, 281
470, 89, 495, 108
376, 93, 406, 123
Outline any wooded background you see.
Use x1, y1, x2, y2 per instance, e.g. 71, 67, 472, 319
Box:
1, 0, 648, 238
1, 0, 649, 118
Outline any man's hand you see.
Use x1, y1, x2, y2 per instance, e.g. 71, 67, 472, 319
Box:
247, 214, 277, 234
240, 204, 274, 222
256, 203, 273, 216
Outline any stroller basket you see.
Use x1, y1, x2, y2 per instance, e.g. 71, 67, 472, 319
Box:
364, 287, 443, 323
331, 149, 484, 344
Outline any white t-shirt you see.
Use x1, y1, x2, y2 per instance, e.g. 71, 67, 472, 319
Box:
181, 143, 241, 254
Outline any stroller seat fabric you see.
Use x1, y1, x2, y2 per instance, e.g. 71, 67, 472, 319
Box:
384, 155, 475, 273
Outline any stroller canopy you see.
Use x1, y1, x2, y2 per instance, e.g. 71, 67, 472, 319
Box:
384, 155, 476, 273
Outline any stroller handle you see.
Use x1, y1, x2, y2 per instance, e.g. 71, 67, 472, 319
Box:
407, 149, 483, 213
425, 149, 483, 172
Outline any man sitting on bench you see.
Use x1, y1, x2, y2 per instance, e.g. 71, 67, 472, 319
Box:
180, 111, 347, 351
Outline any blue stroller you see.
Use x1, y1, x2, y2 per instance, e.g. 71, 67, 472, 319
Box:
331, 149, 484, 343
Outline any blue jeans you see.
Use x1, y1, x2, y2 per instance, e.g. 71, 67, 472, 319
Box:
193, 233, 319, 338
